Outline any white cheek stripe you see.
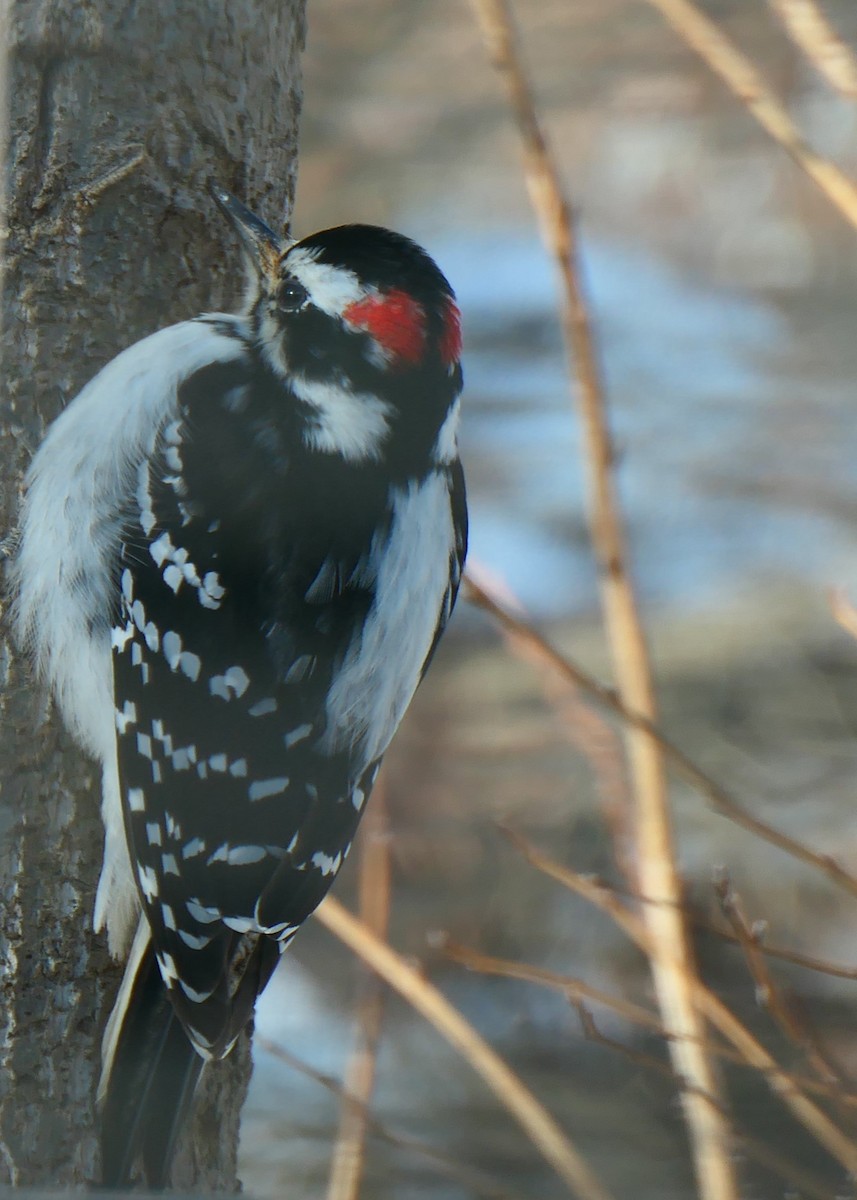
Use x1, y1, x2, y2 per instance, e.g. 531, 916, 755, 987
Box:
292, 374, 392, 463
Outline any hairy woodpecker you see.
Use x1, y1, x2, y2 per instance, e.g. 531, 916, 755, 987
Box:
11, 187, 466, 1186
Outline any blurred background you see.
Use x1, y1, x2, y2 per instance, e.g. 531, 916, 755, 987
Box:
240, 2, 857, 1196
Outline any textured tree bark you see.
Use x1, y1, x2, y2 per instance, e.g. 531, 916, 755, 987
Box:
0, 0, 306, 1186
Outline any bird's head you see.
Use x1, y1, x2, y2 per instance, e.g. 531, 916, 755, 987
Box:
212, 187, 462, 469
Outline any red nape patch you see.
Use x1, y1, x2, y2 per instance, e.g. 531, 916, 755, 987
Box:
440, 299, 462, 366
343, 289, 427, 365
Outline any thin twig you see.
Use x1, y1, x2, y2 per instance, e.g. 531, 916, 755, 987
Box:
714, 871, 852, 1100
572, 1011, 841, 1200
314, 895, 616, 1200
731, 1131, 841, 1200
466, 573, 857, 899
442, 933, 857, 1108
258, 1038, 528, 1200
640, 0, 857, 231
699, 916, 857, 981
326, 779, 392, 1200
504, 828, 857, 1174
467, 3, 736, 1196
502, 617, 634, 881
442, 936, 667, 1037
575, 1002, 675, 1080
768, 0, 857, 100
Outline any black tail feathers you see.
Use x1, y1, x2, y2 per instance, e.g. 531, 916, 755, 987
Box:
99, 930, 204, 1189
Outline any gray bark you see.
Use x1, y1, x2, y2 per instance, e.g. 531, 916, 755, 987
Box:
0, 0, 306, 1186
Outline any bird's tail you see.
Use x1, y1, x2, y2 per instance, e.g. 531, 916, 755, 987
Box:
98, 919, 205, 1189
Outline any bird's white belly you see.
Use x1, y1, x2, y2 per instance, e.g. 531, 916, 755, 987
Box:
323, 471, 453, 763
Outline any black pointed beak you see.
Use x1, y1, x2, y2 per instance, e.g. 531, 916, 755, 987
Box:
210, 185, 282, 277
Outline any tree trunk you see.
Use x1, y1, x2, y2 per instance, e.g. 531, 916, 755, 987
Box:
0, 1, 306, 1185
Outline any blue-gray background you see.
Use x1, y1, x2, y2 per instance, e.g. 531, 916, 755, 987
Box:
241, 4, 857, 1196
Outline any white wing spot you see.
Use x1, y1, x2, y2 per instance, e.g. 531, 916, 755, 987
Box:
226, 844, 268, 866
128, 787, 145, 812
163, 564, 183, 593
178, 929, 212, 950
249, 697, 278, 717
182, 837, 206, 860
284, 723, 313, 749
172, 746, 194, 771
186, 898, 221, 924
138, 864, 159, 901
209, 754, 227, 773
146, 822, 162, 846
156, 951, 178, 983
248, 777, 289, 802
311, 850, 342, 877
161, 853, 179, 876
111, 622, 134, 652
161, 903, 177, 931
209, 665, 250, 700
136, 732, 153, 760
182, 561, 201, 587
136, 462, 156, 536
149, 532, 174, 568
179, 979, 216, 1003
115, 700, 137, 735
199, 571, 225, 609
163, 630, 182, 669
222, 915, 256, 933
229, 758, 248, 777
179, 652, 201, 681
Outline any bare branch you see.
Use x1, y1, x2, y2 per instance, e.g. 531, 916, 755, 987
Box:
259, 1038, 527, 1200
641, 0, 857, 230
326, 780, 392, 1200
503, 829, 857, 1175
466, 2, 737, 1194
768, 0, 857, 99
466, 574, 857, 899
314, 896, 616, 1200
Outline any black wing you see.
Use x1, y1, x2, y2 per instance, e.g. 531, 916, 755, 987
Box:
112, 359, 387, 1054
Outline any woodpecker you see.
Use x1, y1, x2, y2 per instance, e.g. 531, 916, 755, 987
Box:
11, 187, 466, 1186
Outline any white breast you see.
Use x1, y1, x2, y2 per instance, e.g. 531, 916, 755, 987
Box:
322, 471, 454, 764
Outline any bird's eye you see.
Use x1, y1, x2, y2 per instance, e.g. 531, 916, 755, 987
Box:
276, 278, 308, 312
